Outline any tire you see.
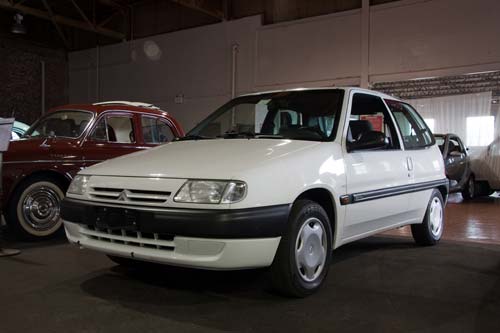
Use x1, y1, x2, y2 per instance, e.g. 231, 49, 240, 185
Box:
270, 199, 332, 298
6, 176, 66, 240
461, 175, 476, 200
411, 189, 444, 246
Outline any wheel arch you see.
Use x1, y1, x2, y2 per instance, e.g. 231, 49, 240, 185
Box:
437, 184, 449, 203
293, 187, 337, 245
7, 169, 72, 207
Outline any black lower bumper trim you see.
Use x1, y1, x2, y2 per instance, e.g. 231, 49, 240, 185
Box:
60, 199, 290, 239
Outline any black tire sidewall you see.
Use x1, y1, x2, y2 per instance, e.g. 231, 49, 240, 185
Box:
462, 175, 475, 200
279, 200, 333, 296
424, 190, 444, 242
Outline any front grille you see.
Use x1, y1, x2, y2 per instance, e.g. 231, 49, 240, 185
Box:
80, 225, 175, 251
88, 187, 171, 206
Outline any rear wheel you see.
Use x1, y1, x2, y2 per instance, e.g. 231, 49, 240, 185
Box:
411, 189, 444, 246
461, 175, 476, 200
7, 176, 66, 240
270, 199, 332, 297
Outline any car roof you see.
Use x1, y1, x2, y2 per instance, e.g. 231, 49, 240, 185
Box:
435, 133, 459, 138
48, 101, 171, 118
238, 86, 400, 101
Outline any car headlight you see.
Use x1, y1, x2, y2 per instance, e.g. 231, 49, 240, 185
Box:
67, 175, 90, 195
174, 180, 247, 204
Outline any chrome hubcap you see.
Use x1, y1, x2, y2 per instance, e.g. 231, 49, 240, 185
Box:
295, 217, 327, 282
429, 197, 443, 238
22, 186, 61, 231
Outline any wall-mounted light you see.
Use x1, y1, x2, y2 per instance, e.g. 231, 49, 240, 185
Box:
11, 13, 27, 34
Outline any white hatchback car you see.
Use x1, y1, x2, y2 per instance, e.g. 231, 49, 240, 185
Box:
61, 88, 448, 297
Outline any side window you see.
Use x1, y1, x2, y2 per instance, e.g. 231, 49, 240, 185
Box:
90, 117, 107, 141
449, 138, 463, 154
385, 100, 434, 149
141, 117, 175, 144
348, 93, 400, 150
90, 114, 135, 143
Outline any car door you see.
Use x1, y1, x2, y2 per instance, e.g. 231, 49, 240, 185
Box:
81, 111, 146, 165
342, 92, 411, 241
385, 100, 445, 222
444, 135, 467, 183
140, 116, 177, 147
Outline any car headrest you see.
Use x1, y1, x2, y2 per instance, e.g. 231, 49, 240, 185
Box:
349, 120, 373, 141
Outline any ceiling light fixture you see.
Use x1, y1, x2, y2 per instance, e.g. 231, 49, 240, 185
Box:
11, 13, 27, 34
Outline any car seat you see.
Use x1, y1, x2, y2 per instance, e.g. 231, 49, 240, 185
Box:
348, 120, 373, 142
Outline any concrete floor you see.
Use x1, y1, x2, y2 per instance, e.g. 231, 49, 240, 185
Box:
1, 194, 500, 332
384, 193, 500, 245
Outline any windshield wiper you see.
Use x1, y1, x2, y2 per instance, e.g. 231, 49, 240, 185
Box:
254, 134, 284, 139
218, 131, 256, 139
176, 134, 213, 141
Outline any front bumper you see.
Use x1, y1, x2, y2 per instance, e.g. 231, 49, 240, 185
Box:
61, 198, 290, 269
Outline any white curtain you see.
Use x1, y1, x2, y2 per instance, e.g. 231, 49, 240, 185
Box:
405, 92, 495, 156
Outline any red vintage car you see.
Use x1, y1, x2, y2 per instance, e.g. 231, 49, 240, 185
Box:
1, 101, 184, 239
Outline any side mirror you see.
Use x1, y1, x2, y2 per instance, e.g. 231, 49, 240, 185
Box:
348, 131, 389, 152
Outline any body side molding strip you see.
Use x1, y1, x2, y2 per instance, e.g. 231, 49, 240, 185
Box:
340, 179, 448, 205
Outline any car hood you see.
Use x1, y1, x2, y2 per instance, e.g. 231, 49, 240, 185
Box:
82, 139, 322, 179
3, 137, 79, 162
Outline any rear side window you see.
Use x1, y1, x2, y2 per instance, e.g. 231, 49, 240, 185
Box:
449, 137, 464, 154
385, 100, 434, 149
141, 117, 175, 144
90, 114, 136, 143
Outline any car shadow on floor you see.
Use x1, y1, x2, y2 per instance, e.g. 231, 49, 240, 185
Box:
81, 236, 417, 300
0, 226, 67, 250
79, 236, 463, 332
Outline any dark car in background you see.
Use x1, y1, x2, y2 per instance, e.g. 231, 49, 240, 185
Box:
2, 101, 184, 240
435, 134, 474, 199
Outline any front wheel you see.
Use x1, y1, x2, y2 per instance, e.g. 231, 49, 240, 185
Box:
7, 177, 66, 240
461, 175, 476, 200
270, 200, 332, 297
411, 189, 444, 246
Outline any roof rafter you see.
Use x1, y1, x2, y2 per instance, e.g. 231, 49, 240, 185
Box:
0, 0, 125, 40
170, 0, 224, 20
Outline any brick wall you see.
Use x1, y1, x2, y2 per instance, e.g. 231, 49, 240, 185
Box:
373, 71, 500, 100
0, 37, 68, 125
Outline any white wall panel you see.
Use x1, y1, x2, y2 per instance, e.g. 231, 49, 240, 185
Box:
255, 11, 361, 89
370, 0, 500, 82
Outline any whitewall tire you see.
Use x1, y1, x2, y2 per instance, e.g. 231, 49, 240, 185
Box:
8, 177, 66, 239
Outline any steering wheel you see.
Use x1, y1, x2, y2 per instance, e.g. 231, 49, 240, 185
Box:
297, 126, 326, 139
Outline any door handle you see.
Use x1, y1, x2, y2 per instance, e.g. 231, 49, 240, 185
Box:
406, 157, 413, 171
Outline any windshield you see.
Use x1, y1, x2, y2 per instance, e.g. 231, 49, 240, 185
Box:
24, 110, 93, 139
187, 90, 344, 142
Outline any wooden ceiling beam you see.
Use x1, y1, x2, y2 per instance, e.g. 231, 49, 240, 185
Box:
170, 0, 224, 20
0, 0, 125, 40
